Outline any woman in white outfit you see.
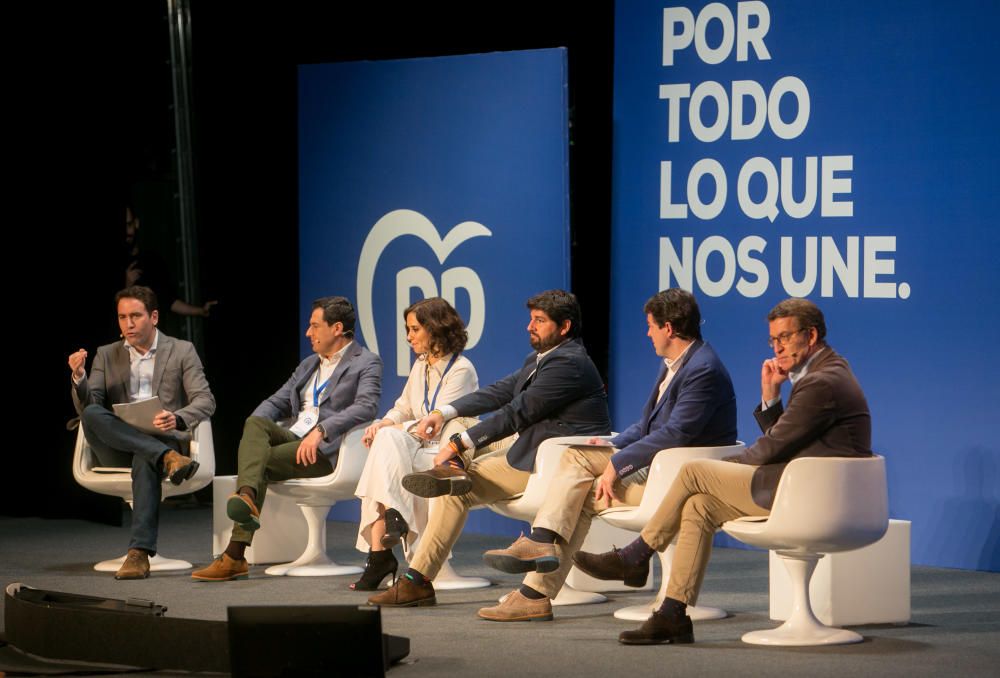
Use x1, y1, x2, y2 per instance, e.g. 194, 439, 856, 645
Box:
351, 297, 477, 590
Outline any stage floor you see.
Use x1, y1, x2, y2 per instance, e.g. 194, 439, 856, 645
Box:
1, 503, 998, 676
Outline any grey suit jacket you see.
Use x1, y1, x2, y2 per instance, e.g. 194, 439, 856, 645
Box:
729, 347, 872, 509
71, 332, 216, 442
252, 342, 382, 458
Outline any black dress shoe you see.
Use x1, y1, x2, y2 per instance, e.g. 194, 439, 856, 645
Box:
619, 612, 694, 645
401, 465, 473, 498
350, 549, 399, 591
572, 547, 650, 587
380, 508, 410, 549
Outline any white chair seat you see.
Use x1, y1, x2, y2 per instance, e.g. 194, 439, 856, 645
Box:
488, 436, 618, 606
596, 443, 744, 621
264, 424, 369, 577
72, 421, 216, 571
722, 455, 889, 646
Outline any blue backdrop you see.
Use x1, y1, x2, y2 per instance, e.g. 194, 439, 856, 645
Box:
611, 0, 998, 570
298, 49, 570, 536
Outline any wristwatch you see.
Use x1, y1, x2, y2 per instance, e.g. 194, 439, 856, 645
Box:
448, 432, 467, 453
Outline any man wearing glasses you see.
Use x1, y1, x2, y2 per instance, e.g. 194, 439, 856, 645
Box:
574, 297, 872, 645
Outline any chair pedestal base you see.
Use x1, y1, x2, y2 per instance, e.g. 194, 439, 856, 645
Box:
94, 554, 192, 572
743, 551, 862, 646
614, 602, 726, 621
434, 560, 491, 590
552, 585, 607, 606
264, 504, 362, 577
613, 544, 726, 621
742, 625, 863, 646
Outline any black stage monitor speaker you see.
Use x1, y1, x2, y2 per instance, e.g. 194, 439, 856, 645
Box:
4, 583, 229, 673
228, 604, 410, 678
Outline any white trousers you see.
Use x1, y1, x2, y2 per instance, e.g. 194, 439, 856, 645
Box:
355, 426, 438, 556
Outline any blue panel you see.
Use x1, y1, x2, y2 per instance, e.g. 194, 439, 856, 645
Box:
612, 1, 999, 570
299, 49, 570, 537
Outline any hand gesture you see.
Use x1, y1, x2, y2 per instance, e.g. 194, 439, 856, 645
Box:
68, 349, 88, 381
761, 357, 788, 402
414, 411, 444, 441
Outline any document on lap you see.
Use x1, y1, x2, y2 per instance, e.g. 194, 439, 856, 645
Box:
112, 396, 162, 435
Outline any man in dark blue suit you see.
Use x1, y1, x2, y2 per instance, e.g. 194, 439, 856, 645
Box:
192, 296, 382, 581
477, 288, 737, 621
368, 290, 611, 611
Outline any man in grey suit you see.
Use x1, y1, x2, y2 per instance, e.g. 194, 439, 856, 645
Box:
575, 298, 872, 645
193, 296, 382, 581
69, 285, 216, 580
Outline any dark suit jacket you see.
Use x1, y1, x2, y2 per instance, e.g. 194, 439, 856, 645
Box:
452, 338, 611, 471
71, 333, 216, 447
252, 342, 382, 458
609, 341, 737, 480
730, 347, 872, 509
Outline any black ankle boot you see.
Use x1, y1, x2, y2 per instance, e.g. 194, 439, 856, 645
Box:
350, 549, 399, 591
380, 508, 410, 549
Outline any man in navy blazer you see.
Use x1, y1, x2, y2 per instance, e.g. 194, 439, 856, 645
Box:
476, 288, 737, 622
193, 296, 382, 581
367, 289, 611, 609
576, 297, 871, 646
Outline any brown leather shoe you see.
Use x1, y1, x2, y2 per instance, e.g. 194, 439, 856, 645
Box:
367, 575, 436, 607
115, 548, 150, 580
191, 554, 249, 582
162, 450, 200, 485
572, 547, 649, 587
619, 611, 694, 645
478, 590, 553, 622
401, 465, 472, 498
483, 534, 559, 574
226, 493, 261, 531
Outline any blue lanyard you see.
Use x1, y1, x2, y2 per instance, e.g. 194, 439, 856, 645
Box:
423, 353, 459, 414
313, 369, 335, 406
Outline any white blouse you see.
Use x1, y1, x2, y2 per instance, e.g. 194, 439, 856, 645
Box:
383, 353, 478, 427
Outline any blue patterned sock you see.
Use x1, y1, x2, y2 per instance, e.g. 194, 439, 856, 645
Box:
619, 536, 655, 567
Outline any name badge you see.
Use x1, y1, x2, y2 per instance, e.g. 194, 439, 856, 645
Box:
289, 408, 318, 438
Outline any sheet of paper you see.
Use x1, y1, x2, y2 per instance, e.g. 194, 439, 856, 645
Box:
112, 396, 162, 435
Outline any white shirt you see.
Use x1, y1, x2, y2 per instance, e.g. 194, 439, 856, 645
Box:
124, 330, 159, 402
299, 341, 352, 412
656, 342, 693, 404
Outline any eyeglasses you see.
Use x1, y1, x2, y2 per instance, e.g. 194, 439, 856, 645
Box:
767, 327, 809, 349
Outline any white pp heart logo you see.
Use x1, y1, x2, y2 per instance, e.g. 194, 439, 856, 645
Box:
356, 209, 492, 375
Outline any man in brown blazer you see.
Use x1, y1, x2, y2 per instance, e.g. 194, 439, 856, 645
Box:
573, 298, 872, 645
